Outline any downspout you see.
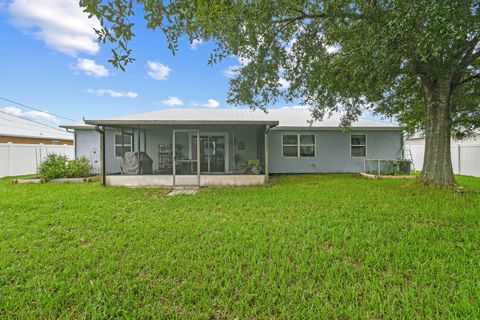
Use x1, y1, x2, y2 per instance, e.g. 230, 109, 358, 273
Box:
95, 125, 106, 186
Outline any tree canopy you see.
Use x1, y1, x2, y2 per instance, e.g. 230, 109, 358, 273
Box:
80, 0, 480, 184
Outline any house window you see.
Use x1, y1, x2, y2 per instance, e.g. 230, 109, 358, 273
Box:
114, 133, 133, 157
351, 134, 367, 157
282, 134, 315, 157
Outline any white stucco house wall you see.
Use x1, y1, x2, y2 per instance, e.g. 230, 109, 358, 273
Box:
62, 108, 403, 186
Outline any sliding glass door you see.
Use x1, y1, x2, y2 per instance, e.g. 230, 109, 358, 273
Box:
191, 134, 227, 174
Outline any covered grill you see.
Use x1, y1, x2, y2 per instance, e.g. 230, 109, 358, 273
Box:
121, 152, 153, 175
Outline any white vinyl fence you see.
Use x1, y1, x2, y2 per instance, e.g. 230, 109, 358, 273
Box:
0, 143, 74, 178
406, 144, 480, 177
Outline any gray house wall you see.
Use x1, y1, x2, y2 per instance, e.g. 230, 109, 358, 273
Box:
268, 129, 402, 173
75, 126, 402, 175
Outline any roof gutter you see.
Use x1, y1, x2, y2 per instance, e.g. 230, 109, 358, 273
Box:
270, 126, 401, 131
85, 120, 279, 127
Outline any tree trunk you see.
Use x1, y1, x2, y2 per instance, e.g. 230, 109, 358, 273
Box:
419, 80, 455, 185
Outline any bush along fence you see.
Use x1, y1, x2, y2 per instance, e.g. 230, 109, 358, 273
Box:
11, 154, 98, 184
0, 142, 74, 178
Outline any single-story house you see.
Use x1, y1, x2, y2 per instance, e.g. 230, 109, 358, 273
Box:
0, 111, 73, 145
62, 108, 402, 187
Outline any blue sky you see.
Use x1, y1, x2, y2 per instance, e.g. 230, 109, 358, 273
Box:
0, 0, 388, 127
0, 0, 278, 126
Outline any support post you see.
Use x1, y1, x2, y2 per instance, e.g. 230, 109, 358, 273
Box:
121, 128, 124, 157
264, 125, 270, 182
233, 126, 236, 174
143, 130, 146, 153
137, 127, 141, 175
172, 130, 176, 186
94, 125, 106, 186
377, 159, 381, 176
196, 130, 200, 186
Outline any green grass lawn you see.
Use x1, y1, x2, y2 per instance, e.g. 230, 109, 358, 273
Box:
1, 174, 479, 319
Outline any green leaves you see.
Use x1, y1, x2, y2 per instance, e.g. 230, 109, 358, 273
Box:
80, 0, 480, 131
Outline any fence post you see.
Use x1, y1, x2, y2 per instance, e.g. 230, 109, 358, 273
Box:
377, 159, 380, 175
7, 142, 12, 176
457, 144, 461, 175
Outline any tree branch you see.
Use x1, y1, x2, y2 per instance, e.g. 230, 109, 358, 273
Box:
460, 73, 480, 85
457, 36, 480, 70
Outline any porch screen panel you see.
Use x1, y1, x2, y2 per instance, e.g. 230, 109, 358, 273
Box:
173, 131, 199, 175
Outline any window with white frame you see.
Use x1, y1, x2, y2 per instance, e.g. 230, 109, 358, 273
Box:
114, 133, 133, 157
351, 134, 366, 157
282, 134, 315, 157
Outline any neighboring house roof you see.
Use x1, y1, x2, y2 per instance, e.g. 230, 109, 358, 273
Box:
84, 108, 400, 129
0, 111, 73, 140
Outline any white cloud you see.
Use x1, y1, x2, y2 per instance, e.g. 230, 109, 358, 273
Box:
147, 61, 171, 80
160, 96, 183, 107
74, 58, 109, 77
202, 99, 220, 108
190, 39, 203, 50
87, 89, 138, 98
278, 77, 291, 89
223, 65, 240, 78
8, 0, 101, 56
237, 55, 251, 66
1, 106, 60, 123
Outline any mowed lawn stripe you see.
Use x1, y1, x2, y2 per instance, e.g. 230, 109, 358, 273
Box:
0, 174, 479, 318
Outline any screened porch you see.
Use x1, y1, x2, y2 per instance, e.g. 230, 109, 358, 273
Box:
98, 124, 272, 187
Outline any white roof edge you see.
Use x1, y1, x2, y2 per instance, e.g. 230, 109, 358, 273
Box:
84, 120, 279, 126
273, 126, 401, 130
60, 123, 96, 130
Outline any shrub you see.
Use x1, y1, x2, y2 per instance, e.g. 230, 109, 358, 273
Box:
38, 154, 91, 180
66, 157, 91, 178
247, 159, 261, 168
384, 159, 412, 175
38, 154, 69, 180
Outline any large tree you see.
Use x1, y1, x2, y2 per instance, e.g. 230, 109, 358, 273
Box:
80, 0, 480, 185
